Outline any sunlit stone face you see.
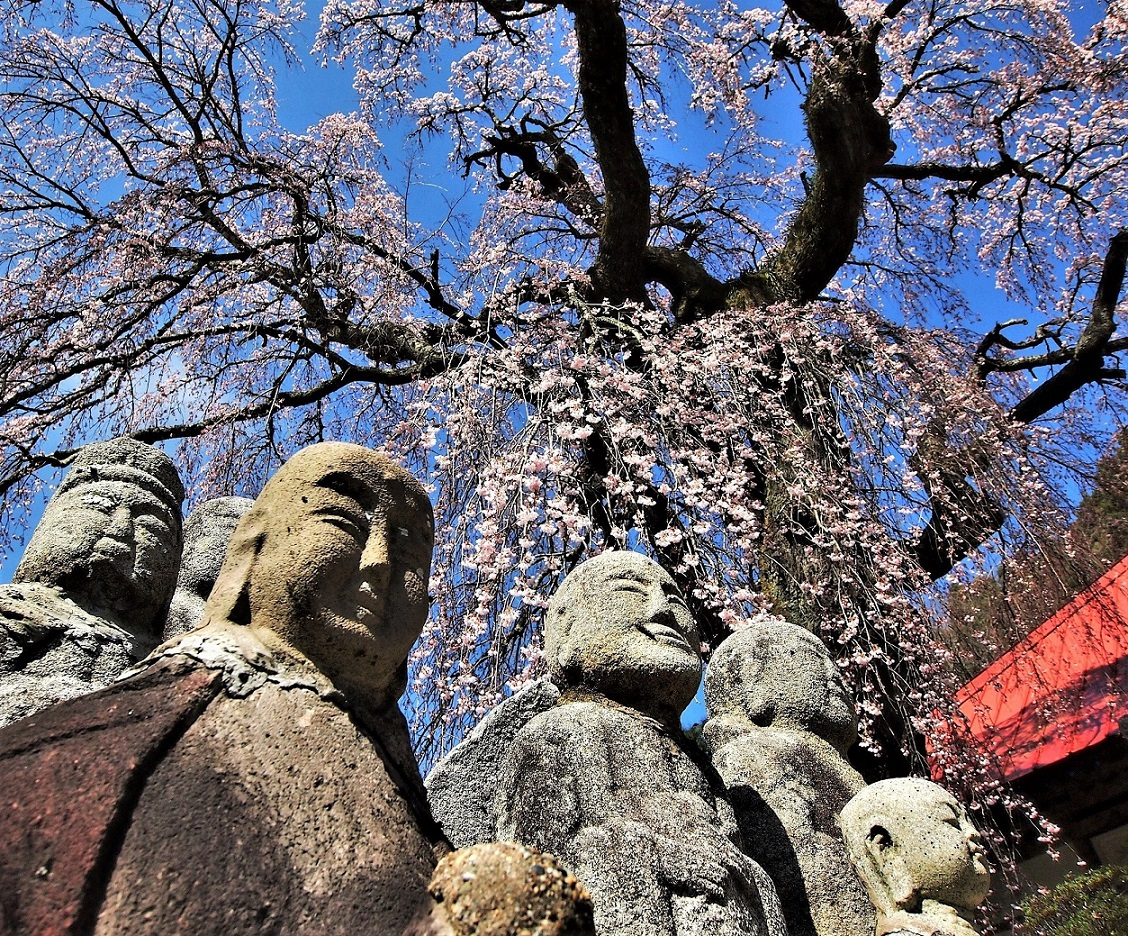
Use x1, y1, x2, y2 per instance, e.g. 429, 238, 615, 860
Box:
889, 783, 992, 911
546, 551, 702, 719
213, 443, 434, 701
841, 777, 992, 916
14, 440, 183, 634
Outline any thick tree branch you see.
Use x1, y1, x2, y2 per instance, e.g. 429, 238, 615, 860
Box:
738, 4, 894, 304
876, 161, 1012, 194
562, 0, 651, 303
1009, 231, 1128, 423
910, 425, 1007, 581
464, 118, 603, 227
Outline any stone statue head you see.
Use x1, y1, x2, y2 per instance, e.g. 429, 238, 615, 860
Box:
704, 617, 857, 754
839, 778, 991, 920
545, 551, 702, 723
201, 442, 433, 705
13, 438, 184, 637
164, 496, 254, 640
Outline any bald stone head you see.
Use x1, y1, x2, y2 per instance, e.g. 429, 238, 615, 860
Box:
705, 617, 857, 755
201, 442, 433, 706
164, 496, 254, 640
14, 438, 184, 638
840, 778, 991, 919
545, 551, 702, 723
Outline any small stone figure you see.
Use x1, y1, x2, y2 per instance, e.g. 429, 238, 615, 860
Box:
163, 495, 253, 639
702, 618, 874, 936
0, 442, 443, 934
0, 438, 184, 727
495, 551, 786, 936
839, 778, 991, 936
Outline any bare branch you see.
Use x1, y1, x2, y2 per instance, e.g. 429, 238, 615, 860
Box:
1009, 231, 1128, 423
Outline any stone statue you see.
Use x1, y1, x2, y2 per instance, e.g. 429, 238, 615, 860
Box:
839, 778, 991, 936
163, 495, 253, 639
702, 619, 874, 936
0, 442, 443, 933
494, 550, 787, 936
427, 676, 561, 847
0, 438, 184, 727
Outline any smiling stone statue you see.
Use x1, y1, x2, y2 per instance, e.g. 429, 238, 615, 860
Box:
494, 551, 786, 936
840, 778, 991, 936
0, 438, 184, 727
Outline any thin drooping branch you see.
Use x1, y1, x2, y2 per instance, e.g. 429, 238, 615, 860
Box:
1009, 231, 1128, 424
0, 357, 464, 500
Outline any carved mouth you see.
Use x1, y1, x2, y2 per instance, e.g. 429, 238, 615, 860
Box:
641, 623, 692, 650
355, 585, 387, 624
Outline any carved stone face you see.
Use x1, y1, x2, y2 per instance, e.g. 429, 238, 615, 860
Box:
208, 443, 433, 702
705, 619, 857, 752
14, 438, 183, 635
892, 783, 992, 911
546, 551, 702, 720
841, 778, 991, 915
164, 496, 254, 639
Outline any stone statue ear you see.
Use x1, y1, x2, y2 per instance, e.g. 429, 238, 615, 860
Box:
746, 696, 775, 728
201, 529, 264, 628
866, 823, 919, 912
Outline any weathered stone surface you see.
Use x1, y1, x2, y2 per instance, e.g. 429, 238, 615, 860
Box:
543, 551, 702, 726
427, 678, 561, 847
0, 439, 184, 727
703, 619, 873, 936
164, 495, 253, 639
203, 441, 434, 714
0, 584, 141, 727
94, 659, 441, 935
840, 778, 991, 936
0, 657, 222, 936
429, 841, 596, 936
496, 551, 785, 936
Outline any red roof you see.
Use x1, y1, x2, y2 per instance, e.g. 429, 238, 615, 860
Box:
953, 554, 1128, 781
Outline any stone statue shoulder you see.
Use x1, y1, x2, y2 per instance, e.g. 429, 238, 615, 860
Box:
706, 715, 864, 797
0, 583, 148, 728
426, 677, 560, 847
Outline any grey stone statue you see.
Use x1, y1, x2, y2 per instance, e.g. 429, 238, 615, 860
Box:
839, 778, 991, 936
163, 495, 253, 639
702, 619, 874, 936
495, 550, 787, 936
0, 442, 593, 936
0, 438, 184, 727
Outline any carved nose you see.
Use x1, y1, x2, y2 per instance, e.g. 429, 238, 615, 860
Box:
646, 588, 675, 625
105, 506, 132, 537
360, 528, 392, 596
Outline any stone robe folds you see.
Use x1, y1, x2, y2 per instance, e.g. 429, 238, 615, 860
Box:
0, 627, 445, 936
496, 698, 786, 936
